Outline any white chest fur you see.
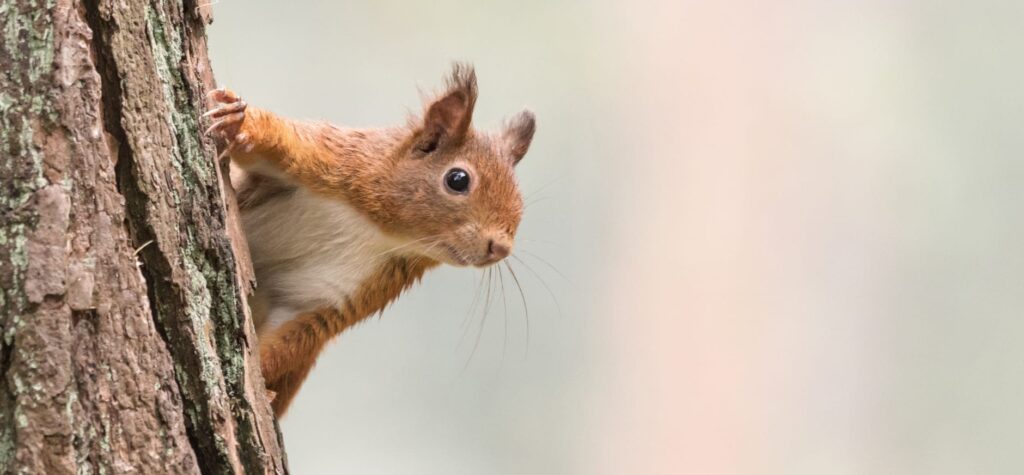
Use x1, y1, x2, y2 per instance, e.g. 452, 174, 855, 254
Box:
241, 187, 401, 332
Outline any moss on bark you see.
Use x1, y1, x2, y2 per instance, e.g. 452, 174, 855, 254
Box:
0, 1, 285, 473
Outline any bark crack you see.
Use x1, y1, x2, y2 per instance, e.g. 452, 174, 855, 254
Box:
80, 1, 286, 473
81, 0, 209, 468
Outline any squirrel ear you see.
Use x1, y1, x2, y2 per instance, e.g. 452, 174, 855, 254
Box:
421, 63, 477, 146
502, 109, 536, 165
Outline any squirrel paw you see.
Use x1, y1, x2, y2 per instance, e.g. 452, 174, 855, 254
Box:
204, 87, 252, 152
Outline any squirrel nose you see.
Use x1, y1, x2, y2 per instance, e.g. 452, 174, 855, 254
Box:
487, 239, 511, 261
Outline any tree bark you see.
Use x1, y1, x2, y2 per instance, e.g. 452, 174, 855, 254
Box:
0, 0, 285, 473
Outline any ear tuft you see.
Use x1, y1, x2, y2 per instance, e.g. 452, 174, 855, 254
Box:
503, 109, 536, 165
445, 63, 478, 106
420, 63, 478, 147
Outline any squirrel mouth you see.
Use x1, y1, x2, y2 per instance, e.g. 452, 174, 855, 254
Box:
440, 243, 471, 266
440, 243, 502, 268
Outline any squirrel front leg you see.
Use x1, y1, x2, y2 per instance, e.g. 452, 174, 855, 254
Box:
205, 90, 347, 415
206, 88, 342, 192
257, 307, 348, 416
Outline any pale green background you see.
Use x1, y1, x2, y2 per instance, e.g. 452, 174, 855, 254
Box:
208, 1, 1024, 473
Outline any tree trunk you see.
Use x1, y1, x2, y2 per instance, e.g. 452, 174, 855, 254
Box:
0, 0, 286, 473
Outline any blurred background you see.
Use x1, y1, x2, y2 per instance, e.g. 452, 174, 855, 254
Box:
208, 1, 1024, 473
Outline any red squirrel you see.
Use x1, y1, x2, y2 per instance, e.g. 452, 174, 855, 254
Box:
204, 64, 535, 416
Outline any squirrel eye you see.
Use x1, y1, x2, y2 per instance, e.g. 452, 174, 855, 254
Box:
444, 168, 471, 194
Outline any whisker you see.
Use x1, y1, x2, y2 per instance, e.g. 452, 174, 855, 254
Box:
497, 264, 509, 363
517, 248, 571, 284
461, 268, 488, 332
482, 266, 495, 325
519, 238, 559, 247
463, 268, 496, 370
458, 267, 488, 347
369, 234, 441, 261
520, 174, 565, 213
408, 240, 440, 269
523, 174, 566, 201
504, 260, 530, 356
511, 254, 563, 319
523, 196, 551, 210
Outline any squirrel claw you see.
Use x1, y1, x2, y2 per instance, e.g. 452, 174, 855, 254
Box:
207, 86, 239, 103
205, 111, 245, 136
204, 87, 249, 150
203, 99, 247, 118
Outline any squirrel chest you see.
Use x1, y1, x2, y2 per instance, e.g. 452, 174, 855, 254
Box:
240, 181, 405, 333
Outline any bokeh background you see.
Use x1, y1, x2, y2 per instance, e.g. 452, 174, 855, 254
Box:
208, 1, 1024, 473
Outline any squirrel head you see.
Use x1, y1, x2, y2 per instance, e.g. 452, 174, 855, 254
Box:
378, 64, 535, 267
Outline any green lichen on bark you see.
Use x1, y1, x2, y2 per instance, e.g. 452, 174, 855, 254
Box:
0, 0, 57, 469
0, 0, 55, 301
144, 0, 211, 188
85, 0, 285, 472
1, 0, 284, 472
146, 2, 282, 470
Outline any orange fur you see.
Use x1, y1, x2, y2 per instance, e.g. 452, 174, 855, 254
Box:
258, 257, 434, 415
206, 64, 536, 417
